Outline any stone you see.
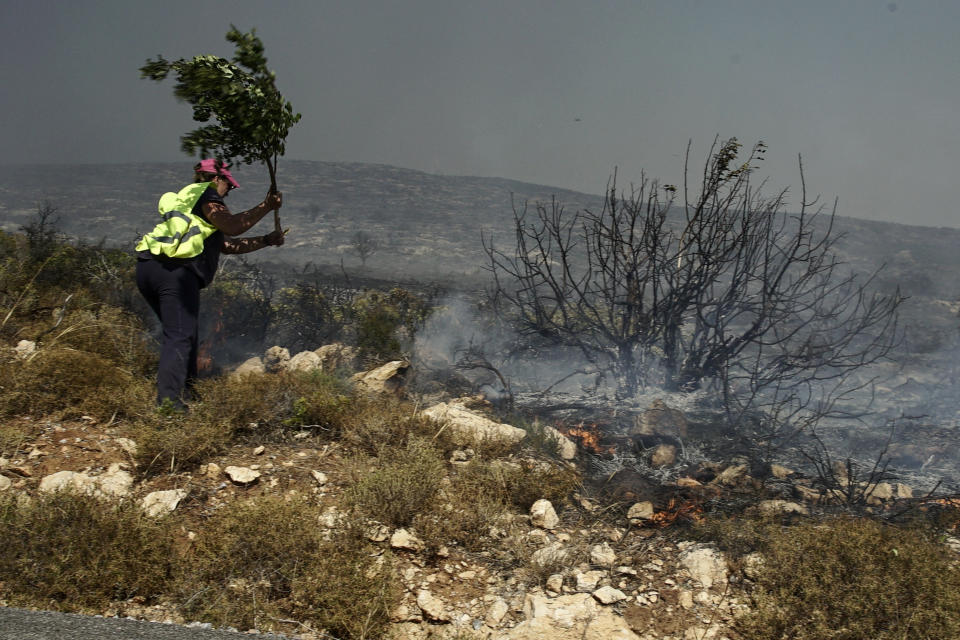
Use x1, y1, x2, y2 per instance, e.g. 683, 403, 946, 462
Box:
895, 483, 913, 499
391, 528, 424, 551
232, 357, 265, 376
757, 499, 809, 516
97, 463, 134, 498
677, 477, 702, 488
627, 501, 655, 520
513, 593, 640, 639
713, 464, 748, 486
530, 499, 559, 530
352, 361, 409, 394
678, 589, 695, 609
14, 340, 36, 359
0, 475, 11, 491
542, 425, 578, 460
288, 350, 322, 372
574, 570, 605, 592
770, 463, 794, 479
39, 470, 95, 494
422, 401, 526, 446
314, 343, 359, 373
870, 482, 894, 500
264, 346, 291, 372
631, 399, 687, 438
649, 443, 677, 468
546, 574, 564, 593
679, 545, 728, 590
114, 437, 138, 457
311, 470, 328, 485
416, 590, 448, 621
592, 586, 627, 604
485, 598, 509, 627
590, 542, 617, 567
224, 466, 261, 485
531, 543, 569, 567
204, 463, 222, 479
253, 445, 265, 456
142, 489, 188, 517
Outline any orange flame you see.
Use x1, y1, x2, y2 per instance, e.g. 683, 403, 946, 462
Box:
559, 422, 616, 455
197, 309, 225, 373
644, 497, 704, 528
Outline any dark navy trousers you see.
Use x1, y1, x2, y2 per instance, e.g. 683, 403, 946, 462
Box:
136, 258, 201, 408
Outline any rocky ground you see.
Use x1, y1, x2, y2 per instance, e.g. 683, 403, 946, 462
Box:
2, 347, 957, 640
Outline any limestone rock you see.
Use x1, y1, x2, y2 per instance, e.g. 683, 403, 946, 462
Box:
114, 437, 138, 457
311, 470, 328, 485
542, 425, 578, 460
627, 501, 654, 521
679, 545, 728, 590
263, 346, 291, 373
40, 470, 92, 493
757, 499, 808, 516
530, 499, 559, 530
713, 464, 748, 486
510, 593, 641, 639
416, 589, 449, 622
0, 475, 11, 491
590, 542, 617, 567
391, 528, 424, 551
546, 574, 564, 593
233, 357, 265, 377
352, 361, 409, 395
142, 489, 188, 517
770, 463, 794, 479
631, 399, 687, 438
314, 343, 359, 372
593, 586, 627, 604
224, 466, 261, 485
422, 401, 526, 446
288, 350, 322, 372
531, 543, 570, 567
486, 598, 509, 627
574, 570, 604, 592
649, 443, 677, 468
97, 463, 134, 498
14, 340, 36, 360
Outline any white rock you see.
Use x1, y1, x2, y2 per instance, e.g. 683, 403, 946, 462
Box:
0, 475, 11, 491
352, 361, 409, 394
390, 528, 424, 551
263, 346, 291, 373
422, 401, 526, 446
204, 462, 222, 479
485, 598, 509, 627
514, 593, 640, 639
531, 543, 569, 567
530, 499, 559, 530
39, 470, 94, 494
679, 545, 728, 590
114, 437, 138, 457
416, 589, 448, 621
592, 586, 627, 604
546, 574, 564, 593
288, 350, 322, 372
141, 489, 188, 517
627, 501, 654, 520
97, 463, 134, 498
253, 445, 265, 456
757, 500, 809, 516
590, 542, 617, 567
232, 357, 265, 376
542, 425, 578, 460
574, 570, 605, 592
224, 466, 260, 485
14, 340, 36, 359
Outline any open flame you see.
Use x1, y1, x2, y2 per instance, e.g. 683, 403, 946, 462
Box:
558, 421, 616, 455
197, 309, 225, 373
644, 497, 705, 528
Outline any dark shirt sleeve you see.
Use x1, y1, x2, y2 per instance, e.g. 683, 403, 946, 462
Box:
193, 187, 225, 222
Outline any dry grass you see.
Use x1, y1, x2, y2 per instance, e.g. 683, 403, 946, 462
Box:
699, 513, 960, 640
0, 491, 175, 610
180, 495, 399, 639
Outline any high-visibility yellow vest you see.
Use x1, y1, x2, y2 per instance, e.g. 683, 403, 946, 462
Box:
135, 183, 219, 259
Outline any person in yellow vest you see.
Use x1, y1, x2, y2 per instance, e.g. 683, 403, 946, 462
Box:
136, 159, 284, 409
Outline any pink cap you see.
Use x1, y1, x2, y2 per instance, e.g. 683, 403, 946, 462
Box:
194, 158, 240, 189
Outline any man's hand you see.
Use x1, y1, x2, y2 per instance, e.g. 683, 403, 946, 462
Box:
264, 229, 286, 246
265, 191, 283, 210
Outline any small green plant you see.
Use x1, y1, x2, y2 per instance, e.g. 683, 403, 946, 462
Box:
0, 491, 175, 609
345, 437, 446, 528
180, 495, 398, 639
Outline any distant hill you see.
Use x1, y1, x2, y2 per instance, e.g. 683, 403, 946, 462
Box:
0, 160, 958, 297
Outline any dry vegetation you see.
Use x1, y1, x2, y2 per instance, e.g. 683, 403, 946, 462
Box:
2, 219, 960, 639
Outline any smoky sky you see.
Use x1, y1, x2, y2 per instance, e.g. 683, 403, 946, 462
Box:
2, 0, 959, 227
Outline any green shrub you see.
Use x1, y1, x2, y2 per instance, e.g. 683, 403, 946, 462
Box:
181, 495, 399, 639
701, 514, 960, 640
0, 491, 175, 609
346, 437, 446, 528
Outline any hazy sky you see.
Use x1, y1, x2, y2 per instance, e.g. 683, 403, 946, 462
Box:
2, 1, 958, 226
